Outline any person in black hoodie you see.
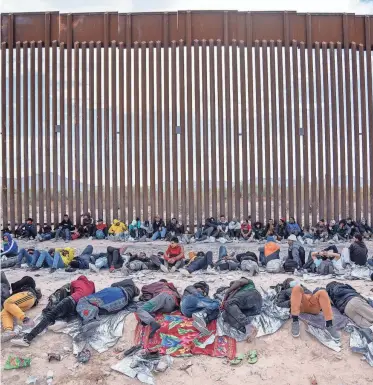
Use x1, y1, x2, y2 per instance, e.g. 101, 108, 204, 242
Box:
275, 218, 288, 240
166, 218, 185, 240
199, 217, 219, 239
79, 212, 95, 238
357, 218, 373, 240
151, 215, 167, 241
326, 281, 373, 329
15, 218, 37, 239
37, 224, 54, 242
346, 217, 359, 237
252, 222, 264, 240
348, 233, 368, 266
54, 214, 75, 242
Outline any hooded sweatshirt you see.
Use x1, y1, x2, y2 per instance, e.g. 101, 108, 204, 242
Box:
349, 240, 368, 266
109, 219, 127, 234
70, 275, 95, 303
1, 233, 18, 257
140, 281, 180, 304
55, 247, 75, 266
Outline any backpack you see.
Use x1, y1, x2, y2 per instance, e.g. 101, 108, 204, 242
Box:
240, 260, 259, 276
283, 258, 299, 273
95, 229, 106, 240
237, 251, 258, 263
316, 260, 334, 275
266, 259, 282, 273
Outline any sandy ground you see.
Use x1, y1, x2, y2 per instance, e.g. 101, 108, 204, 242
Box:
1, 238, 373, 385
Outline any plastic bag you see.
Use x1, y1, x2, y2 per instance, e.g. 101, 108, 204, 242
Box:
4, 355, 31, 370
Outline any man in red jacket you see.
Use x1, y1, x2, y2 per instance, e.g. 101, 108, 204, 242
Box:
136, 279, 180, 338
11, 276, 95, 347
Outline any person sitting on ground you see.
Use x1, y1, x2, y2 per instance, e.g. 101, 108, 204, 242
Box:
240, 218, 252, 240
198, 217, 219, 240
136, 279, 180, 338
181, 281, 220, 334
140, 220, 153, 239
302, 245, 341, 274
15, 218, 37, 240
180, 251, 214, 275
286, 217, 301, 237
341, 233, 368, 267
221, 277, 262, 337
346, 217, 359, 238
76, 279, 139, 324
327, 219, 338, 239
11, 276, 95, 347
54, 214, 75, 242
92, 218, 108, 240
161, 237, 185, 272
252, 221, 264, 240
216, 214, 229, 239
37, 224, 54, 242
121, 252, 163, 275
284, 234, 305, 270
108, 219, 127, 240
1, 232, 18, 262
151, 215, 167, 241
275, 218, 288, 240
357, 218, 372, 240
1, 276, 41, 342
276, 278, 340, 340
14, 247, 41, 269
258, 235, 280, 266
78, 212, 95, 238
108, 245, 128, 273
129, 218, 142, 239
326, 281, 373, 331
67, 245, 94, 271
302, 226, 316, 243
166, 218, 185, 241
315, 219, 328, 241
264, 219, 275, 237
215, 245, 240, 271
228, 218, 241, 239
335, 220, 350, 241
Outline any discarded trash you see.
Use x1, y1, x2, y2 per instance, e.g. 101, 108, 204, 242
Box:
48, 353, 62, 362
77, 348, 91, 363
46, 370, 54, 385
26, 376, 38, 384
4, 355, 31, 370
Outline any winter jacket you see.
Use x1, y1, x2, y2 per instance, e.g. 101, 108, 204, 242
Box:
204, 218, 218, 229
109, 219, 127, 234
357, 221, 372, 234
1, 233, 18, 257
70, 275, 95, 303
58, 219, 75, 231
95, 223, 107, 231
288, 241, 305, 267
39, 225, 52, 234
328, 225, 338, 236
129, 220, 141, 231
11, 276, 40, 307
228, 221, 241, 230
326, 282, 359, 314
166, 221, 185, 235
315, 223, 327, 235
152, 219, 166, 233
337, 224, 349, 238
217, 221, 229, 231
1, 272, 10, 308
252, 222, 264, 236
140, 281, 180, 304
275, 223, 287, 237
264, 241, 280, 261
276, 285, 312, 308
349, 241, 368, 266
286, 222, 301, 234
55, 247, 75, 266
81, 213, 94, 227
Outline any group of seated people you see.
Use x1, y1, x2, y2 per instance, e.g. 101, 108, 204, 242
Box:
4, 214, 372, 246
2, 272, 372, 349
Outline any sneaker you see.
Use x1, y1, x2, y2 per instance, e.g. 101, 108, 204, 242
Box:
11, 264, 22, 270
10, 337, 30, 347
22, 317, 35, 328
49, 268, 57, 274
52, 238, 58, 243
89, 263, 99, 273
326, 325, 341, 341
65, 239, 70, 243
179, 268, 191, 276
88, 236, 93, 241
65, 267, 76, 272
170, 266, 177, 273
109, 266, 115, 273
30, 266, 39, 271
160, 264, 168, 273
1, 330, 18, 343
192, 312, 209, 335
149, 321, 161, 339
291, 321, 300, 338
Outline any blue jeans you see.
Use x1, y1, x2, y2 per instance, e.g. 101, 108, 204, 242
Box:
181, 293, 220, 318
218, 246, 227, 260
40, 233, 52, 241
36, 251, 65, 269
55, 228, 71, 240
95, 257, 108, 269
258, 247, 265, 266
16, 249, 40, 266
152, 228, 167, 241
186, 251, 213, 273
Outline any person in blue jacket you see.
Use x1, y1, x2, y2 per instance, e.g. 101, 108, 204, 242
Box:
1, 233, 19, 269
286, 217, 302, 237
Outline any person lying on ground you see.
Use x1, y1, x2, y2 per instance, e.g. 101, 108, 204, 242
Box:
180, 281, 220, 334
326, 281, 373, 332
1, 272, 11, 309
11, 275, 95, 347
76, 278, 139, 324
252, 221, 264, 240
13, 247, 41, 269
89, 251, 109, 273
214, 245, 240, 271
166, 218, 185, 241
240, 218, 252, 240
54, 214, 75, 242
357, 218, 373, 240
179, 251, 214, 275
228, 218, 241, 239
67, 245, 94, 271
15, 218, 37, 240
275, 218, 287, 240
108, 245, 128, 273
275, 278, 340, 341
286, 217, 301, 237
1, 276, 42, 342
121, 252, 163, 275
36, 224, 54, 242
1, 233, 18, 261
341, 233, 368, 267
258, 235, 280, 266
236, 250, 259, 276
92, 218, 108, 240
221, 277, 261, 338
108, 219, 128, 240
31, 247, 75, 273
151, 215, 167, 241
78, 212, 95, 238
136, 279, 181, 338
161, 237, 185, 272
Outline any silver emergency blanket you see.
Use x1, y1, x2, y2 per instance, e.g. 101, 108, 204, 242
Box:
112, 352, 173, 385
345, 265, 372, 281
53, 304, 136, 354
306, 325, 342, 352
217, 289, 290, 341
345, 323, 373, 366
299, 307, 349, 330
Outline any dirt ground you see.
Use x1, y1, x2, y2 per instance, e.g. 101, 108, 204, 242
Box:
1, 238, 373, 385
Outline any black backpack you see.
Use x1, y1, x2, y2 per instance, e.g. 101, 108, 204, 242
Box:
236, 251, 258, 263
283, 258, 299, 273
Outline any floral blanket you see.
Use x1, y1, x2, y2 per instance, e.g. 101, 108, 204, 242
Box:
134, 311, 236, 359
